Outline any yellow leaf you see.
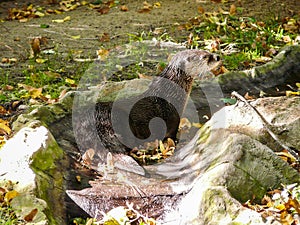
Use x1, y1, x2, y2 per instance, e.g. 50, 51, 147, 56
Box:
286, 90, 300, 96
63, 16, 71, 22
0, 119, 11, 135
159, 140, 165, 152
0, 136, 6, 148
154, 2, 161, 8
97, 49, 109, 61
65, 78, 75, 84
81, 1, 88, 6
276, 203, 285, 211
296, 83, 300, 89
34, 11, 45, 17
27, 4, 34, 10
29, 88, 43, 99
5, 190, 18, 202
19, 18, 29, 23
35, 58, 48, 64
71, 35, 81, 39
192, 122, 203, 128
54, 10, 63, 14
52, 19, 65, 23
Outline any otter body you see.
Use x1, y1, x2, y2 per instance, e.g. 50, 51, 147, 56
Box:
94, 50, 222, 153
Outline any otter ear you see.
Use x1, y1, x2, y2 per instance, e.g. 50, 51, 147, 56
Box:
186, 55, 197, 62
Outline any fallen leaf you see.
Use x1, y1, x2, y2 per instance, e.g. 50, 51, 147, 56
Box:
44, 71, 61, 79
18, 84, 43, 99
4, 190, 18, 202
76, 175, 81, 183
58, 89, 68, 100
24, 208, 38, 222
120, 5, 128, 11
40, 24, 50, 28
52, 19, 65, 23
179, 117, 191, 131
71, 35, 81, 39
138, 1, 152, 13
286, 90, 300, 96
244, 92, 255, 100
82, 148, 95, 166
99, 32, 110, 42
0, 119, 11, 135
98, 6, 110, 14
65, 78, 75, 85
34, 11, 45, 17
19, 18, 29, 23
63, 16, 71, 21
31, 37, 41, 56
167, 138, 175, 148
282, 35, 291, 43
35, 58, 48, 63
97, 49, 109, 60
3, 85, 14, 91
0, 106, 8, 114
29, 88, 43, 99
229, 4, 236, 15
198, 6, 205, 14
154, 2, 161, 8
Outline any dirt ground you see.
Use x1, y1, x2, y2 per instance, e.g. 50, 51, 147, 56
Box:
0, 0, 299, 80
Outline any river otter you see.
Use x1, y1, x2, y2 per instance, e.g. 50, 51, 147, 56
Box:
94, 49, 222, 153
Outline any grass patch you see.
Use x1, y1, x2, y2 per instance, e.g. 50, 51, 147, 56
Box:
185, 11, 299, 70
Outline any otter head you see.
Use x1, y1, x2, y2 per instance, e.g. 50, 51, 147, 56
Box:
172, 49, 222, 80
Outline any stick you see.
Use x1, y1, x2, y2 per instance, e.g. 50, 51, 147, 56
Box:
231, 91, 299, 161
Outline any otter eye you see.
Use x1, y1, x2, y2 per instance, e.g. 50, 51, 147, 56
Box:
206, 54, 220, 63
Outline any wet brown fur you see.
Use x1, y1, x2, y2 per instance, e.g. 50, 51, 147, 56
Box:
95, 50, 222, 153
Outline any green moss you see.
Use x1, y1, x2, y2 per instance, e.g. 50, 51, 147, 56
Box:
29, 131, 66, 225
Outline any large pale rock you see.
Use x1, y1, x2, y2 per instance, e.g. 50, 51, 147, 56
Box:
0, 125, 65, 224
67, 96, 300, 225
212, 96, 300, 151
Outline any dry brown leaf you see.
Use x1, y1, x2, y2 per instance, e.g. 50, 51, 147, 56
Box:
244, 92, 255, 100
167, 138, 175, 148
99, 32, 110, 42
24, 208, 38, 222
31, 38, 41, 56
179, 117, 191, 131
198, 6, 205, 14
82, 148, 95, 166
229, 4, 236, 15
0, 119, 11, 135
58, 89, 68, 100
3, 85, 14, 91
98, 6, 110, 14
138, 1, 152, 13
18, 84, 43, 99
0, 106, 8, 114
138, 73, 152, 79
120, 5, 129, 11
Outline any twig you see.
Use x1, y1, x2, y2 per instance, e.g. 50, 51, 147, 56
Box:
231, 91, 299, 161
